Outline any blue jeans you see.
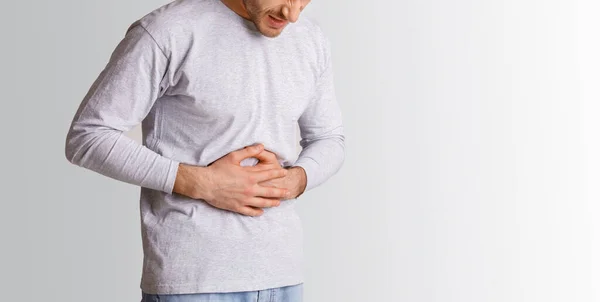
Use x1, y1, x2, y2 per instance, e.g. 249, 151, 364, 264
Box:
141, 283, 303, 302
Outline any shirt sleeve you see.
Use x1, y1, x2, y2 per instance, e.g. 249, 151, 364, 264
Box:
292, 35, 346, 193
64, 23, 180, 194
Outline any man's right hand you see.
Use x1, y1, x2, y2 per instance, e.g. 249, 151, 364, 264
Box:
172, 144, 291, 216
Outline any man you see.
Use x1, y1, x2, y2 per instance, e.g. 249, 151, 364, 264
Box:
64, 0, 345, 301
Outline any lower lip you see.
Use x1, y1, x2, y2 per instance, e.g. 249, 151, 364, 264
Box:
267, 15, 288, 29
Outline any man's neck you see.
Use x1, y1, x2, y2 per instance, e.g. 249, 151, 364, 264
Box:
219, 0, 251, 20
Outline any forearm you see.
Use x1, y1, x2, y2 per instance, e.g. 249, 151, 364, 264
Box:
65, 127, 179, 194
292, 130, 345, 192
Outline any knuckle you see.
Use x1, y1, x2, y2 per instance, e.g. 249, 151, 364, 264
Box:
242, 186, 253, 196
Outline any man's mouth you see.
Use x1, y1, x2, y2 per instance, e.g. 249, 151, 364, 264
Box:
267, 14, 288, 29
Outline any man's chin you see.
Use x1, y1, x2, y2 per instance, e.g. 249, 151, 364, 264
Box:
255, 22, 285, 38
260, 30, 281, 38
260, 31, 282, 38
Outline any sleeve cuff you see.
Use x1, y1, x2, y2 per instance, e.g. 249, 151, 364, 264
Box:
162, 159, 180, 195
292, 157, 320, 193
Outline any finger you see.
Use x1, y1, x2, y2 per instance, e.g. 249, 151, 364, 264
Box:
236, 206, 264, 217
257, 180, 277, 188
254, 149, 278, 164
244, 197, 281, 208
252, 168, 287, 183
253, 184, 289, 199
244, 164, 280, 173
230, 143, 264, 163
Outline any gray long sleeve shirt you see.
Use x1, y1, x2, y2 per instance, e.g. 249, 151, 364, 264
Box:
65, 0, 345, 295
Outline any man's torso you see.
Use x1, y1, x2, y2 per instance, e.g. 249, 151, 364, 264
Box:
134, 0, 327, 294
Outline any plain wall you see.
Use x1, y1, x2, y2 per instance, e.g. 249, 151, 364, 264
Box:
1, 0, 599, 301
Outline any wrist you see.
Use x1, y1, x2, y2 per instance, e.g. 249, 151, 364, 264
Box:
173, 163, 192, 197
287, 166, 307, 198
173, 163, 212, 199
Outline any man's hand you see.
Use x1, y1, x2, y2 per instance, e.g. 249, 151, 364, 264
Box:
173, 144, 291, 216
253, 149, 307, 199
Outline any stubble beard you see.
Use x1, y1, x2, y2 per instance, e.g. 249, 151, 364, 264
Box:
242, 0, 283, 38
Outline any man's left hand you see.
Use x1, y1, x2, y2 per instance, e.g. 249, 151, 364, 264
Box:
249, 148, 307, 199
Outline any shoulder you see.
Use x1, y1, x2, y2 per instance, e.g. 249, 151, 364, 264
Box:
293, 15, 330, 47
124, 0, 216, 53
289, 15, 332, 70
133, 0, 212, 30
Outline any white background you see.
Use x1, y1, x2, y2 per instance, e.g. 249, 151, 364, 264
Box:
0, 0, 598, 301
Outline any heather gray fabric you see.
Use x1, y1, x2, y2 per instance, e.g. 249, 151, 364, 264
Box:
64, 0, 345, 295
